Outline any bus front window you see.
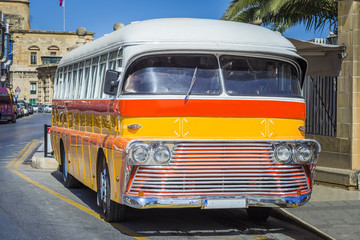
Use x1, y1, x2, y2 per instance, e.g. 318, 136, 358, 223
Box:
123, 54, 221, 95
220, 55, 302, 98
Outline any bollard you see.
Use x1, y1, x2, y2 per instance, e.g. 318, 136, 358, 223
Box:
44, 124, 52, 157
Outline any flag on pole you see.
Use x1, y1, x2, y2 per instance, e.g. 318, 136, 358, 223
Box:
60, 0, 64, 7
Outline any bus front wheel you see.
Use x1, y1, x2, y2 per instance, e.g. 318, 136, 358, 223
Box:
97, 153, 125, 222
60, 142, 81, 188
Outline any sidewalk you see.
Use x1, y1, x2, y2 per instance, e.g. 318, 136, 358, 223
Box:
30, 142, 58, 170
278, 184, 360, 240
29, 143, 360, 239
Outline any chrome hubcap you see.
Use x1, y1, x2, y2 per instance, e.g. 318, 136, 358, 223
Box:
100, 168, 107, 204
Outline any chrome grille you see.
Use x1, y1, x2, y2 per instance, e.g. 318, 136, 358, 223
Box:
127, 142, 310, 197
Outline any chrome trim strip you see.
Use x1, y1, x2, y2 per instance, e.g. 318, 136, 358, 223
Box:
123, 192, 312, 209
137, 168, 306, 173
131, 182, 307, 188
133, 176, 307, 182
173, 146, 272, 150
126, 139, 321, 154
140, 165, 302, 169
127, 189, 308, 195
170, 158, 273, 161
173, 150, 272, 154
171, 154, 274, 158
135, 172, 307, 177
168, 162, 281, 166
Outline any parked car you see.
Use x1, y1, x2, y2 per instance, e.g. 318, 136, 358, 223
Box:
44, 105, 52, 113
37, 104, 44, 113
28, 103, 34, 114
16, 103, 24, 118
32, 104, 39, 112
18, 102, 29, 116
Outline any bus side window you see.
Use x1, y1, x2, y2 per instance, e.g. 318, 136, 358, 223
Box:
70, 63, 78, 99
57, 69, 63, 99
77, 62, 84, 99
62, 70, 68, 99
82, 60, 91, 99
108, 51, 117, 70
89, 57, 99, 99
97, 54, 108, 98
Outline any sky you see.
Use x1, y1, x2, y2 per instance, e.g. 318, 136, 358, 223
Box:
29, 0, 331, 41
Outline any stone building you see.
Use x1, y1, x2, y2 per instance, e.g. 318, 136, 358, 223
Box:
0, 0, 94, 104
314, 0, 360, 187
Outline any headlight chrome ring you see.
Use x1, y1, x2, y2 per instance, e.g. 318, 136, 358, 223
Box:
153, 145, 171, 164
294, 144, 313, 164
131, 145, 149, 164
274, 144, 292, 163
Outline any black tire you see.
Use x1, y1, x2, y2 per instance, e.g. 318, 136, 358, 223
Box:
11, 114, 16, 123
60, 142, 81, 188
97, 153, 125, 222
246, 207, 271, 221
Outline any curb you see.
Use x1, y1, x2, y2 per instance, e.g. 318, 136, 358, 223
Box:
31, 155, 59, 170
271, 208, 336, 240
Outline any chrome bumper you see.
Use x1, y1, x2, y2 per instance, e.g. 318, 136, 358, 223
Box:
123, 192, 311, 209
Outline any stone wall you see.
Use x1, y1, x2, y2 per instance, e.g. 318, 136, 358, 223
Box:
10, 30, 93, 104
338, 0, 360, 170
0, 0, 30, 30
313, 0, 360, 187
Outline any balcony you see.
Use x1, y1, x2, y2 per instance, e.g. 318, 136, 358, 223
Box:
41, 56, 62, 65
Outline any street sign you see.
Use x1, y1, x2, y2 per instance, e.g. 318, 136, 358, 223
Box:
14, 95, 18, 99
15, 86, 21, 95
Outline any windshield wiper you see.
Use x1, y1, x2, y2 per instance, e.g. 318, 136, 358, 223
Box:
185, 67, 198, 100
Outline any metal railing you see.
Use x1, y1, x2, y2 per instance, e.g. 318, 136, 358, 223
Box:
303, 76, 337, 137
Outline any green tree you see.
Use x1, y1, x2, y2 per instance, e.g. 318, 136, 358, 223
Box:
222, 0, 338, 34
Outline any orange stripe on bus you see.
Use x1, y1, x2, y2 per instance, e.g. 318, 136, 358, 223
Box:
117, 99, 306, 119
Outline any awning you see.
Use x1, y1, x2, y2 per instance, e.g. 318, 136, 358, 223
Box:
287, 38, 345, 76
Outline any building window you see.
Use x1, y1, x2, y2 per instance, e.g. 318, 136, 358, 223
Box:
30, 83, 36, 94
50, 52, 56, 56
30, 52, 37, 65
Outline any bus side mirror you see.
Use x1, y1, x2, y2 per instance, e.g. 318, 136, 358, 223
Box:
104, 70, 120, 96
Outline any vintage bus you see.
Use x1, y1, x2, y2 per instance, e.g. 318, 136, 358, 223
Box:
50, 18, 321, 222
0, 87, 16, 123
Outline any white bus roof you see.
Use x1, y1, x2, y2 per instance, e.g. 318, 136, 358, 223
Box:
59, 18, 300, 67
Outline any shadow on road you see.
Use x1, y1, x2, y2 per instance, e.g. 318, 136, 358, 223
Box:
49, 169, 320, 239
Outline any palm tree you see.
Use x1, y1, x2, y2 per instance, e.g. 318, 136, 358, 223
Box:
222, 0, 338, 34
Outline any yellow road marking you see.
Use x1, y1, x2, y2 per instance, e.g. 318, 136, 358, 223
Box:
7, 139, 38, 168
13, 141, 39, 168
8, 141, 148, 240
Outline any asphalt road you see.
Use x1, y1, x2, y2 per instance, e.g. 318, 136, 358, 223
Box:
0, 113, 323, 240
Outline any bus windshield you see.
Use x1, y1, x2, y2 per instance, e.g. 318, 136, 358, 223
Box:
0, 94, 11, 104
123, 54, 222, 95
220, 55, 302, 97
123, 54, 302, 98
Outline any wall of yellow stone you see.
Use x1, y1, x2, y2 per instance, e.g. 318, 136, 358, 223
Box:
0, 0, 30, 30
10, 30, 93, 104
337, 0, 360, 169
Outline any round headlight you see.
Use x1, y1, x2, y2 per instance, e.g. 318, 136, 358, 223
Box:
154, 145, 171, 164
274, 144, 292, 163
295, 145, 313, 163
132, 145, 149, 163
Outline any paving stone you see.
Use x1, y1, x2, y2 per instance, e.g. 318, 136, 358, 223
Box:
284, 185, 360, 240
